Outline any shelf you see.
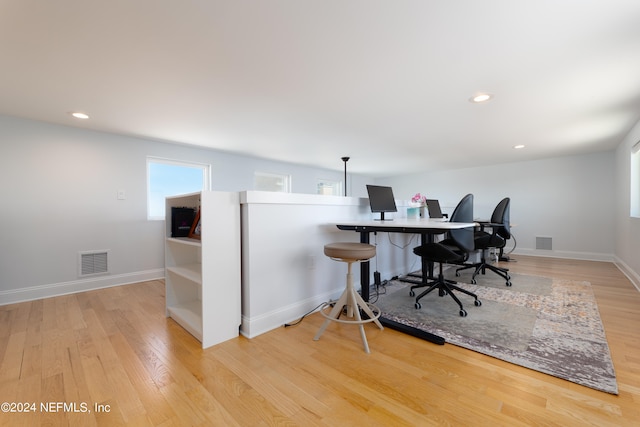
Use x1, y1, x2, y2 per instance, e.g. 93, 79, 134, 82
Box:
166, 263, 202, 285
167, 301, 203, 341
167, 237, 202, 247
165, 190, 241, 348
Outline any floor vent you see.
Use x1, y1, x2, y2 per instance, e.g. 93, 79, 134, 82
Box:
536, 237, 553, 250
79, 250, 109, 276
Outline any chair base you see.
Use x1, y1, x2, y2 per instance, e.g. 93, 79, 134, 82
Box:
456, 253, 511, 286
410, 267, 481, 317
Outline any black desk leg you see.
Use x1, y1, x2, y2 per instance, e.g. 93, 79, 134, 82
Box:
359, 231, 370, 302
423, 233, 434, 278
359, 231, 445, 345
399, 232, 435, 285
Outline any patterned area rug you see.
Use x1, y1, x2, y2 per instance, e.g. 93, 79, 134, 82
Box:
375, 270, 618, 394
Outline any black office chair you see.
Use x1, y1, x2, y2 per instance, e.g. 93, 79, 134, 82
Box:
410, 194, 481, 316
456, 197, 512, 286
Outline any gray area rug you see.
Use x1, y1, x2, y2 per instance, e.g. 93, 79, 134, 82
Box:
376, 270, 618, 394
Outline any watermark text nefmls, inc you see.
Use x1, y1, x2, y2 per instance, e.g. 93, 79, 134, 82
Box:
1, 401, 111, 414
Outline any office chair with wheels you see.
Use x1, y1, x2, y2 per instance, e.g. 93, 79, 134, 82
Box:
456, 197, 512, 286
410, 194, 481, 316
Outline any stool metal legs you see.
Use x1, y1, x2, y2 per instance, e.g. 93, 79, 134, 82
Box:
314, 261, 383, 353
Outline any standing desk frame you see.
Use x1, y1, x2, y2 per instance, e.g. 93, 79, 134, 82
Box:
335, 218, 477, 344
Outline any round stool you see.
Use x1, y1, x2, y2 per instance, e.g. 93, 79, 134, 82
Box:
314, 242, 383, 353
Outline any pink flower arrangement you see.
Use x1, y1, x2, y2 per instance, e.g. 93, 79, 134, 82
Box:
411, 193, 426, 205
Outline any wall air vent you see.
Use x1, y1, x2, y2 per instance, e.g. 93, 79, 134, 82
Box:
79, 250, 110, 276
536, 237, 553, 251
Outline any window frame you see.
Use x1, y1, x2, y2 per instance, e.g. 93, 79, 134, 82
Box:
631, 142, 640, 218
147, 156, 211, 220
316, 178, 343, 196
254, 171, 292, 193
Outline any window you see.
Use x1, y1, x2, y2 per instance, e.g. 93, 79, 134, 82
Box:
254, 171, 291, 193
631, 141, 640, 218
147, 157, 211, 220
317, 179, 343, 196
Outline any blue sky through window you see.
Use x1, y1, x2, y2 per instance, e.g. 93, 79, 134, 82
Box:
148, 161, 207, 219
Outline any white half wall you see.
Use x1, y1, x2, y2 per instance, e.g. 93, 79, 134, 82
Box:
239, 191, 364, 338
239, 191, 419, 338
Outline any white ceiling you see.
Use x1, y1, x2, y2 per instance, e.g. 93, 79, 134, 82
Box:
2, 0, 640, 176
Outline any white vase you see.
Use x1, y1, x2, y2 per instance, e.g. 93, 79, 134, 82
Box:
408, 203, 425, 218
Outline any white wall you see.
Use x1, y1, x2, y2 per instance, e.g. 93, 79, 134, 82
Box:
378, 151, 616, 261
614, 118, 640, 288
0, 115, 370, 304
3, 111, 636, 307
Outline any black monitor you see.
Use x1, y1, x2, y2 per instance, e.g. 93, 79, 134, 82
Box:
366, 185, 397, 221
425, 199, 443, 218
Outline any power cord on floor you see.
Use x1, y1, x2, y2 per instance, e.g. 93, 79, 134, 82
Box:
499, 235, 517, 262
284, 301, 328, 327
367, 278, 388, 304
284, 300, 348, 328
285, 277, 390, 327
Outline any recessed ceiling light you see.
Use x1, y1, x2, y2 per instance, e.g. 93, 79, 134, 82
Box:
513, 144, 525, 149
70, 112, 89, 119
469, 93, 493, 103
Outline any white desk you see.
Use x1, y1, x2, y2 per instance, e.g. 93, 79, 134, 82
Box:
335, 217, 477, 298
336, 217, 476, 232
335, 217, 477, 344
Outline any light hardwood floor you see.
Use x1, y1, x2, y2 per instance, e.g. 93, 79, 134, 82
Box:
1, 256, 639, 426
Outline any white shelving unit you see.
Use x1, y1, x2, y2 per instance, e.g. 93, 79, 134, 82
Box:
165, 191, 241, 348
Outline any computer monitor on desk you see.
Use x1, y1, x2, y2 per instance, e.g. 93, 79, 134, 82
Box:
426, 199, 448, 220
366, 185, 397, 221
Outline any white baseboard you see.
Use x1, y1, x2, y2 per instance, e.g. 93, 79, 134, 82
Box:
0, 269, 165, 306
498, 250, 639, 292
511, 249, 615, 262
613, 257, 640, 292
240, 288, 342, 339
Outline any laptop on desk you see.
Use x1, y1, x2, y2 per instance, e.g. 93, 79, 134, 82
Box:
426, 199, 448, 221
